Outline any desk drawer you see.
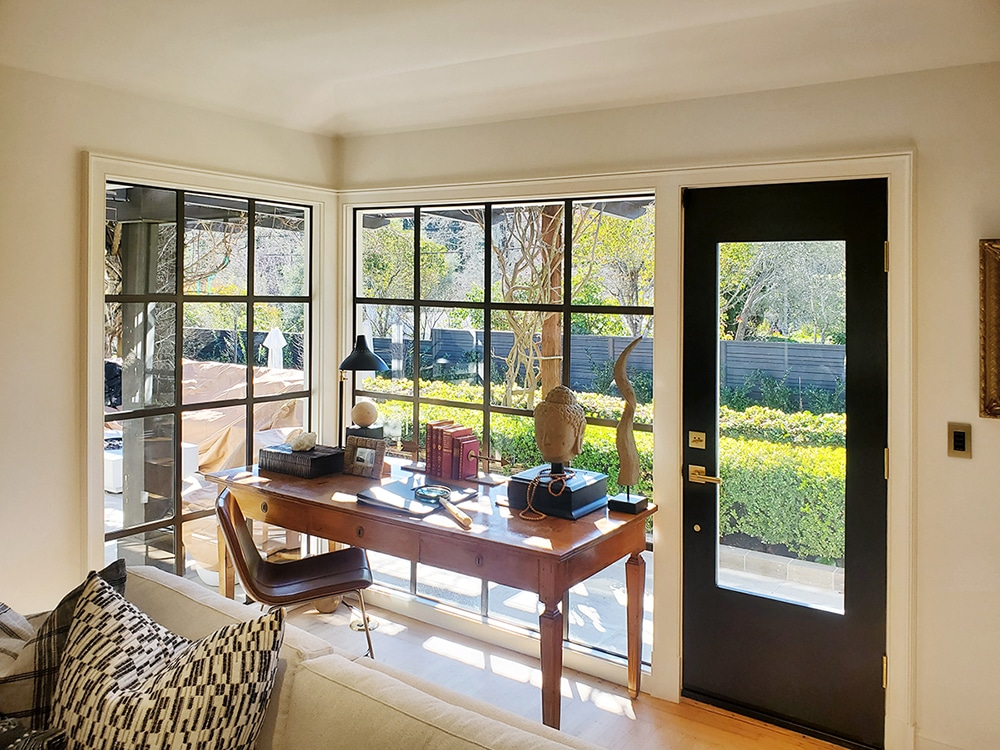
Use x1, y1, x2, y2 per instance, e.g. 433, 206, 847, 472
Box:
313, 516, 419, 559
419, 537, 538, 591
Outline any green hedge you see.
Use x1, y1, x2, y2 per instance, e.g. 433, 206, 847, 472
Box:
720, 405, 844, 447
720, 436, 845, 562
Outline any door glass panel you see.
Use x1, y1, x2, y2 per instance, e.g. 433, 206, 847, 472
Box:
717, 241, 846, 614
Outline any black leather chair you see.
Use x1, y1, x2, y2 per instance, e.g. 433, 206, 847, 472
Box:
216, 488, 375, 658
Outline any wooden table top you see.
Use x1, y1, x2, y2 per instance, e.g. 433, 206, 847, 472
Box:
208, 464, 656, 564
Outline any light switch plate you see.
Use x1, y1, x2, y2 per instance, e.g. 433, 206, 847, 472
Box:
947, 422, 972, 458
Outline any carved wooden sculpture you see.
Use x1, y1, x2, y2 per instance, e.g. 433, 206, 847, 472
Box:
614, 337, 643, 493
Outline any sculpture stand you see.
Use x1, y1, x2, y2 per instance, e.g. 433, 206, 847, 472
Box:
608, 488, 648, 514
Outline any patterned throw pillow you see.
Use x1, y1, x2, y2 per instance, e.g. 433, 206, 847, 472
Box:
0, 560, 126, 729
52, 573, 284, 750
0, 605, 34, 675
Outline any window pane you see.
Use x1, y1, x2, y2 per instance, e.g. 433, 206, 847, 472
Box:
105, 302, 176, 413
105, 183, 177, 295
420, 206, 485, 302
105, 527, 174, 572
359, 304, 413, 396
567, 550, 653, 664
184, 194, 248, 295
253, 399, 307, 463
253, 302, 307, 392
416, 564, 482, 609
183, 303, 248, 403
487, 583, 541, 630
358, 208, 414, 300
368, 550, 412, 593
570, 198, 655, 308
491, 202, 564, 305
489, 309, 560, 409
182, 404, 247, 474
488, 413, 540, 477
420, 307, 483, 402
570, 320, 653, 427
255, 203, 308, 296
103, 414, 176, 532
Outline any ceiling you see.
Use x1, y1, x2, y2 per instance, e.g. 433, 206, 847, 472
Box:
2, 0, 999, 137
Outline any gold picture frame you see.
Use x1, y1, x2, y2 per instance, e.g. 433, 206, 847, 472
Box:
981, 239, 1000, 417
344, 435, 386, 478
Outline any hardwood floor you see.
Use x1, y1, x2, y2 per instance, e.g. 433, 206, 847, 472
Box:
286, 597, 840, 750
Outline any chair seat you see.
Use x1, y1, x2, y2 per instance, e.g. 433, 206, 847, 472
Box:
253, 546, 373, 605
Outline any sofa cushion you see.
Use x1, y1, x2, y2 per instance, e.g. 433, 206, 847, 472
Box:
282, 653, 596, 750
124, 565, 337, 750
0, 560, 126, 729
52, 573, 283, 750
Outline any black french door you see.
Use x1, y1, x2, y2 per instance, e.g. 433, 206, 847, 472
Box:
682, 179, 887, 748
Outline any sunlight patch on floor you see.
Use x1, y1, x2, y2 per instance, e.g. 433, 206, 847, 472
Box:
423, 636, 486, 669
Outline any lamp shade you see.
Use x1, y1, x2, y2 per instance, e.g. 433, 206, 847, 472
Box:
340, 335, 389, 372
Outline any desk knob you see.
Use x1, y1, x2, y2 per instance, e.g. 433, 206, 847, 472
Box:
260, 501, 268, 514
475, 554, 484, 567
356, 526, 365, 539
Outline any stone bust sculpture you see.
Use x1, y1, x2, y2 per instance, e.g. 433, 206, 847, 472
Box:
533, 385, 586, 470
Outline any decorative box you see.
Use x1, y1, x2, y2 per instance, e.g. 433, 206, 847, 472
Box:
259, 444, 344, 478
507, 465, 608, 520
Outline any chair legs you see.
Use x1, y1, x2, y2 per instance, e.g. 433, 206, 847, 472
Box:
351, 590, 375, 659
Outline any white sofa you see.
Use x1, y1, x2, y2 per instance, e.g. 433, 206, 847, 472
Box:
125, 566, 602, 750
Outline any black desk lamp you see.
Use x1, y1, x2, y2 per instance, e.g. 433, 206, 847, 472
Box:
339, 335, 389, 446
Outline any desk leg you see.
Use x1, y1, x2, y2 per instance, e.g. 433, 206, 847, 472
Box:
218, 520, 235, 600
539, 600, 563, 729
626, 551, 645, 699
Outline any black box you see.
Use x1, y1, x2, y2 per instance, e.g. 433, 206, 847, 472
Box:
259, 444, 344, 478
507, 465, 608, 520
608, 492, 648, 514
346, 425, 384, 440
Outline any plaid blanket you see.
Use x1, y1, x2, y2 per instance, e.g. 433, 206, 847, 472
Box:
0, 560, 126, 731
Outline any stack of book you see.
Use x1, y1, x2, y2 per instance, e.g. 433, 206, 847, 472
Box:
425, 420, 480, 481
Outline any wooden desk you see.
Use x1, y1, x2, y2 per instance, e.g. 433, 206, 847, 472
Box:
209, 466, 655, 729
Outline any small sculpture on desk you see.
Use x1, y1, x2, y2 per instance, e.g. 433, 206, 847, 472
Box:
610, 337, 648, 514
347, 400, 384, 440
533, 385, 586, 472
287, 429, 317, 452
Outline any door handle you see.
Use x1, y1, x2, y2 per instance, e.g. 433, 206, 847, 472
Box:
688, 465, 722, 485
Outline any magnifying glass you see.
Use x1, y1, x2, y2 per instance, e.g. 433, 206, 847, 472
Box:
414, 485, 473, 530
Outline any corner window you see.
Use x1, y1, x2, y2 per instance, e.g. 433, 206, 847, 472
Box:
103, 183, 312, 579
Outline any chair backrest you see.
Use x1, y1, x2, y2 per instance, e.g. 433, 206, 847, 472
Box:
216, 489, 265, 595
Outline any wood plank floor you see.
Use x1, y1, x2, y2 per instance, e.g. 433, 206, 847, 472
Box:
286, 598, 840, 750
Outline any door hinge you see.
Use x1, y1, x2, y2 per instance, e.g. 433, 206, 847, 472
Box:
882, 655, 888, 689
884, 448, 889, 480
884, 241, 889, 272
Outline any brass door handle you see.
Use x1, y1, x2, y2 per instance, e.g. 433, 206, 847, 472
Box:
688, 465, 722, 485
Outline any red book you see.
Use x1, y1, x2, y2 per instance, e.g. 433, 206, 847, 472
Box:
441, 425, 473, 480
454, 435, 480, 480
425, 420, 452, 476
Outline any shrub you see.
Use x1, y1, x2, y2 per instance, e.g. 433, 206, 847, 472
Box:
720, 437, 845, 562
720, 405, 845, 447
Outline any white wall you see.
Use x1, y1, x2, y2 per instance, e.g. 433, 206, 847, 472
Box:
0, 64, 337, 612
339, 63, 1000, 750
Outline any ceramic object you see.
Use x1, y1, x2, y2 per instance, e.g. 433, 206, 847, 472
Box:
351, 400, 378, 428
